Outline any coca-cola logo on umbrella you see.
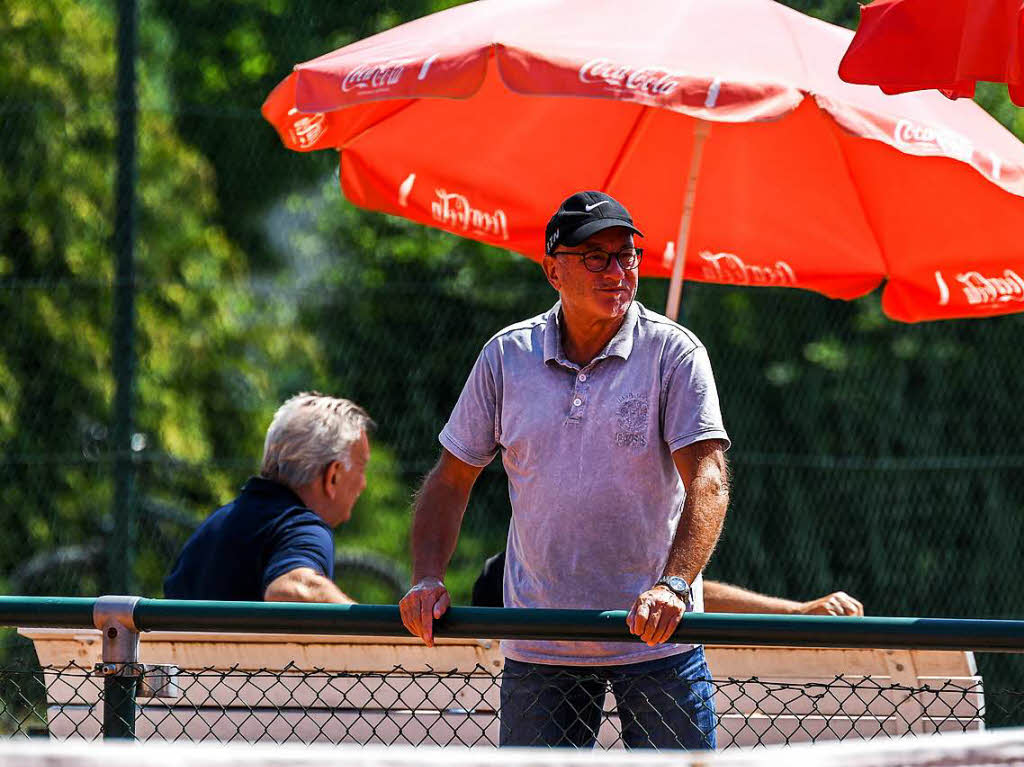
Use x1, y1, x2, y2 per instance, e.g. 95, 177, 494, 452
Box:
287, 109, 327, 148
700, 251, 797, 286
578, 59, 682, 96
894, 119, 974, 163
935, 269, 1024, 307
431, 188, 509, 241
342, 59, 414, 94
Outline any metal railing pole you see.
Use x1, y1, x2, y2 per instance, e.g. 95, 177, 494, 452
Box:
94, 596, 141, 740
0, 597, 97, 627
0, 597, 1021, 653
132, 601, 1024, 653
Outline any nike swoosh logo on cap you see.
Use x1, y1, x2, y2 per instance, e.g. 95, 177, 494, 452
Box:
584, 201, 610, 211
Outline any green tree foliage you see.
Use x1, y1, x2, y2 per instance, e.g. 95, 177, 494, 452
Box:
0, 0, 322, 596
147, 0, 442, 267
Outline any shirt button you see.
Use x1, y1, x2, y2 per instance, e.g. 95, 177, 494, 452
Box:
578, 373, 587, 382
573, 398, 582, 407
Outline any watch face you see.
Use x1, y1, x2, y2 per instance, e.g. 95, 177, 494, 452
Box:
667, 576, 689, 594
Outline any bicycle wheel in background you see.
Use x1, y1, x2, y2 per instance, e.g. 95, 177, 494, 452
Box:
333, 549, 408, 604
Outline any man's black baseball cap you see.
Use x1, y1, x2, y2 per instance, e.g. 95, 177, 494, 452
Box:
545, 191, 644, 254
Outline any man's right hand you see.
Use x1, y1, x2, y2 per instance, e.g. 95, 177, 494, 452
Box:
399, 577, 450, 647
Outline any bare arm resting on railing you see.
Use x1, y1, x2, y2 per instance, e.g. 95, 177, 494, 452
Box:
264, 567, 355, 604
704, 581, 864, 616
627, 439, 730, 646
400, 449, 484, 646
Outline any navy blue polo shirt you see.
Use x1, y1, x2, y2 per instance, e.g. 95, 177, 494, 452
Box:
164, 477, 335, 601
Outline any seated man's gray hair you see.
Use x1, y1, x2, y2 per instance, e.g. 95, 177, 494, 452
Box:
260, 392, 374, 488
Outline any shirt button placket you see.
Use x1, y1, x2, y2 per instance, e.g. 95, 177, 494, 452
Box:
570, 368, 591, 419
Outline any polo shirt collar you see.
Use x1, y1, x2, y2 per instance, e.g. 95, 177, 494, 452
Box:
241, 476, 306, 508
543, 300, 639, 367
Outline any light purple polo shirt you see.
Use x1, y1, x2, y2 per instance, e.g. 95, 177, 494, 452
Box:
440, 301, 730, 666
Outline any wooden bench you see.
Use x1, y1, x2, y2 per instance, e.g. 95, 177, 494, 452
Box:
21, 628, 984, 747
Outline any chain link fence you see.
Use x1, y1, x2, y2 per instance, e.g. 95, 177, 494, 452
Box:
2, 660, 1022, 748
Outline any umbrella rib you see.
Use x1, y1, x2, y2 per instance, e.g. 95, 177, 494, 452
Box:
600, 106, 654, 192
771, 0, 814, 92
820, 111, 889, 293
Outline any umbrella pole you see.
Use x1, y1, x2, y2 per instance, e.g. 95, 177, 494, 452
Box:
665, 119, 711, 322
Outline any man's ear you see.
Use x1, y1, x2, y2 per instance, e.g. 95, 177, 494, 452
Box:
541, 256, 561, 291
322, 461, 341, 499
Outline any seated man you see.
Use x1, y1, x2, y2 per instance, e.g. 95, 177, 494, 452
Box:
472, 551, 863, 616
164, 392, 373, 603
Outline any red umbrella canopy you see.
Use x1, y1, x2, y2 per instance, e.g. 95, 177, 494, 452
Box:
263, 0, 1024, 322
840, 0, 1024, 106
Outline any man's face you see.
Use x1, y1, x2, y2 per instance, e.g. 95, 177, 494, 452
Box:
329, 431, 370, 526
543, 227, 638, 323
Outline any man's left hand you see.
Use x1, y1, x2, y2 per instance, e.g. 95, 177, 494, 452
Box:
626, 586, 687, 646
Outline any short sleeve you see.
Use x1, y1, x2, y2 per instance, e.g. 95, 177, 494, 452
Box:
663, 345, 731, 453
261, 513, 335, 592
439, 344, 500, 467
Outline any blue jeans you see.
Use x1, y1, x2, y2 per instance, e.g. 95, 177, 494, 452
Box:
499, 647, 716, 750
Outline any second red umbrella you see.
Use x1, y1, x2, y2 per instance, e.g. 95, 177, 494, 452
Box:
839, 0, 1024, 105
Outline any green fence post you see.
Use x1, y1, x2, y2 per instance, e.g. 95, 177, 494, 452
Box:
94, 596, 141, 740
109, 0, 139, 595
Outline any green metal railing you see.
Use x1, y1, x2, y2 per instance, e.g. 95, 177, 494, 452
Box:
5, 596, 1024, 650
1, 596, 1022, 744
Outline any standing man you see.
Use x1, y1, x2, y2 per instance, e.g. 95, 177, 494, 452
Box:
399, 191, 730, 749
164, 392, 373, 603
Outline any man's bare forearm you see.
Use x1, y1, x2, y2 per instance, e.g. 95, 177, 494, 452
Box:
703, 580, 801, 614
663, 477, 728, 583
664, 443, 729, 584
264, 568, 355, 604
410, 465, 472, 583
401, 451, 482, 646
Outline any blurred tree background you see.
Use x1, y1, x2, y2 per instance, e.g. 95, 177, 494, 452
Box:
1, 0, 1022, 714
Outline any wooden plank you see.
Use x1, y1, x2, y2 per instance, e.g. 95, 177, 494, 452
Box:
25, 630, 976, 680
22, 629, 503, 674
20, 628, 496, 648
704, 647, 973, 680
914, 651, 977, 678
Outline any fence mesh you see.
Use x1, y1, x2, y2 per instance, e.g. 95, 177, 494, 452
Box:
2, 661, 1023, 748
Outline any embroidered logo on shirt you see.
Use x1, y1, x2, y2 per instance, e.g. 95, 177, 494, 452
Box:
615, 393, 649, 447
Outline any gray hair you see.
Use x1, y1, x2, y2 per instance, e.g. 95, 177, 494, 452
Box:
260, 392, 374, 488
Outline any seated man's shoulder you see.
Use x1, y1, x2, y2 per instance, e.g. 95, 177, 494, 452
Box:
273, 504, 333, 535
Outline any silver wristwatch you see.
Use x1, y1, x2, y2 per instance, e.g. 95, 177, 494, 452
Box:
654, 575, 693, 608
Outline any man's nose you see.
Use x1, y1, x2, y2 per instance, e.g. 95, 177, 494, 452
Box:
603, 254, 627, 279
